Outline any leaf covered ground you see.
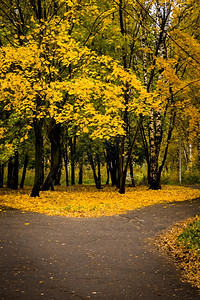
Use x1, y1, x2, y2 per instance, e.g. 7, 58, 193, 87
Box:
155, 215, 200, 291
0, 185, 200, 218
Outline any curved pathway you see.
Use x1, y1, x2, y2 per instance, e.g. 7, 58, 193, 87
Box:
0, 194, 200, 299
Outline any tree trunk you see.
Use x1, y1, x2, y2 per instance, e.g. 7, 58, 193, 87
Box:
149, 111, 161, 190
105, 139, 120, 187
119, 171, 126, 194
78, 161, 83, 185
110, 156, 119, 186
149, 171, 161, 190
69, 136, 76, 185
7, 157, 14, 188
179, 137, 182, 185
110, 161, 117, 186
54, 166, 61, 185
148, 108, 162, 190
104, 149, 110, 185
129, 158, 135, 187
31, 119, 44, 197
119, 116, 142, 193
119, 136, 125, 193
63, 147, 69, 186
96, 153, 102, 189
0, 164, 4, 188
140, 125, 150, 183
42, 122, 61, 191
7, 152, 19, 189
87, 151, 98, 188
20, 154, 28, 188
106, 162, 110, 185
144, 5, 170, 190
198, 138, 200, 170
149, 157, 161, 189
12, 150, 19, 190
149, 165, 161, 189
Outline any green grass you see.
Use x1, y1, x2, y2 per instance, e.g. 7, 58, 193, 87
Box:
178, 219, 200, 255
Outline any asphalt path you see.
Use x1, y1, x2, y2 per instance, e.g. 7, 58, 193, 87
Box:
0, 194, 200, 299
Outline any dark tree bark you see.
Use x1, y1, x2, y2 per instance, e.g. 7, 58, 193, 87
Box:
119, 116, 143, 194
148, 108, 162, 190
96, 153, 102, 189
104, 149, 110, 185
129, 158, 135, 187
118, 0, 129, 194
7, 158, 14, 188
69, 136, 76, 185
106, 162, 110, 185
62, 128, 69, 187
7, 151, 19, 190
20, 154, 28, 188
0, 164, 4, 188
119, 136, 125, 193
140, 124, 150, 183
63, 147, 69, 186
87, 151, 99, 188
31, 118, 44, 197
54, 167, 61, 185
110, 161, 117, 186
42, 121, 61, 191
78, 160, 83, 185
12, 151, 19, 190
105, 139, 120, 187
198, 138, 200, 170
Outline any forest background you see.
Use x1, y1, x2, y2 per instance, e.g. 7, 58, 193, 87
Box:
0, 0, 199, 198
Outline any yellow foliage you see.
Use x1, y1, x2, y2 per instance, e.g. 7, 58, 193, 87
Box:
0, 18, 150, 142
0, 185, 200, 218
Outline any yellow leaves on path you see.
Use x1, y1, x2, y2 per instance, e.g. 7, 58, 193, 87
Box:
156, 215, 200, 290
0, 185, 200, 218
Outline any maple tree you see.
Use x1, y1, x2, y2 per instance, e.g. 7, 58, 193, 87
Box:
0, 1, 148, 196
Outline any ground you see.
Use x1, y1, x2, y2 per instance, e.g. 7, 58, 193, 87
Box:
0, 188, 200, 299
0, 185, 200, 217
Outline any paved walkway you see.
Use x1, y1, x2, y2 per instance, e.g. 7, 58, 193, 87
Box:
0, 195, 200, 299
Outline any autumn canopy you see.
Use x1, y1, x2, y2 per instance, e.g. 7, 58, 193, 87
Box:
0, 0, 199, 197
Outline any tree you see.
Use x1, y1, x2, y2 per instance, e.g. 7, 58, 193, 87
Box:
1, 0, 199, 195
1, 12, 148, 195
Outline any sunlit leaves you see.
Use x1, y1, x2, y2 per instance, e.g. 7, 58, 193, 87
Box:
0, 15, 151, 152
0, 185, 199, 218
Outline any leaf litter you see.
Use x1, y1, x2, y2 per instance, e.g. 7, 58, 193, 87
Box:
155, 215, 200, 292
0, 185, 200, 218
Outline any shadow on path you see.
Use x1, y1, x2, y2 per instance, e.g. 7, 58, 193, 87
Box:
0, 196, 200, 300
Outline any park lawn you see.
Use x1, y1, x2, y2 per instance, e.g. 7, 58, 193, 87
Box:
0, 185, 200, 218
156, 215, 200, 291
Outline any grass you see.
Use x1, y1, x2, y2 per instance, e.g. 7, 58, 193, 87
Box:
155, 216, 200, 291
178, 219, 200, 255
